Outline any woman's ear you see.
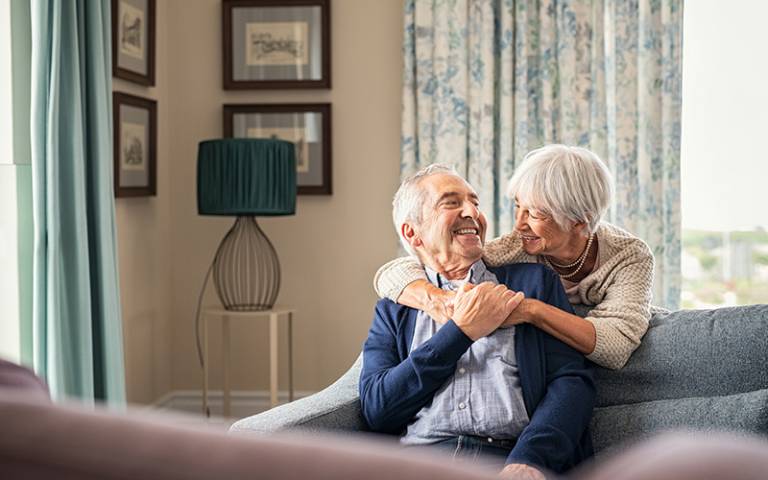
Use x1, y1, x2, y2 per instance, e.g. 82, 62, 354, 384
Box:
573, 220, 590, 237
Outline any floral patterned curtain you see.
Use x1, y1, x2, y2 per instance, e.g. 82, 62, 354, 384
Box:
401, 0, 683, 308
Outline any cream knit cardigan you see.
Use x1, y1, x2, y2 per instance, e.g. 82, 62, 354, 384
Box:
374, 222, 655, 370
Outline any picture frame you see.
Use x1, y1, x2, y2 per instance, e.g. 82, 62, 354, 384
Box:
224, 103, 332, 195
112, 0, 156, 86
222, 0, 331, 89
113, 92, 157, 197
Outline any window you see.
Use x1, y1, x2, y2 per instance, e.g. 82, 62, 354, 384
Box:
0, 0, 31, 362
680, 0, 768, 307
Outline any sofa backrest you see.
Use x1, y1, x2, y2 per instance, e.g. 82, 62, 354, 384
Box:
0, 394, 500, 480
594, 304, 768, 407
0, 358, 50, 400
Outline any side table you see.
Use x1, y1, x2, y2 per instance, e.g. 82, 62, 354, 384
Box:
201, 306, 295, 417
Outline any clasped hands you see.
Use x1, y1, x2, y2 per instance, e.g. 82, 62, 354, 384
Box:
431, 282, 526, 341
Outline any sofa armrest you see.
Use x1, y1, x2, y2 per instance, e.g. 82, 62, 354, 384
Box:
230, 355, 366, 435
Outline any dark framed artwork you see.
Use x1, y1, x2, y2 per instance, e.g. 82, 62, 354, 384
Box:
112, 0, 156, 85
222, 0, 330, 89
224, 103, 332, 195
113, 92, 157, 197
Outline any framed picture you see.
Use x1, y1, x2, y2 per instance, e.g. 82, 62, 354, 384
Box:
112, 0, 156, 85
113, 92, 157, 197
222, 0, 330, 89
224, 103, 332, 195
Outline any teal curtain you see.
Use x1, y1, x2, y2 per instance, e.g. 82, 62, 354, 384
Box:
401, 0, 683, 308
30, 0, 125, 404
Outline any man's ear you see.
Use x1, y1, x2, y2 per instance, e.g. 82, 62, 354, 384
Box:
401, 222, 422, 249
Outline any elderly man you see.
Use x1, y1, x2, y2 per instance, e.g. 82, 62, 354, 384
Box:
360, 164, 595, 478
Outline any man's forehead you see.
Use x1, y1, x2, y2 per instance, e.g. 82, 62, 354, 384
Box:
423, 173, 477, 198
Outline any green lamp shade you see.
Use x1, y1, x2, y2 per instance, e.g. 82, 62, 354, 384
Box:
197, 138, 296, 216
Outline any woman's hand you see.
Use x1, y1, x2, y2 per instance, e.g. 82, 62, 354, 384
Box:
397, 280, 455, 323
502, 298, 537, 326
423, 283, 455, 324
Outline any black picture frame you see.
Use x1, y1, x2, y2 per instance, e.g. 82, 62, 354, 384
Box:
222, 0, 331, 90
112, 0, 156, 86
224, 103, 332, 195
113, 92, 157, 197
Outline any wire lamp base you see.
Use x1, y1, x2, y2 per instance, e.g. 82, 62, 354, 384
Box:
212, 216, 280, 311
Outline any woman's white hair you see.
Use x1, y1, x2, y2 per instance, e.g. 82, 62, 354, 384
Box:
506, 144, 613, 235
392, 163, 459, 255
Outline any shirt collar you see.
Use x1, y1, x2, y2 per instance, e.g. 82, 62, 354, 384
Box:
425, 259, 488, 290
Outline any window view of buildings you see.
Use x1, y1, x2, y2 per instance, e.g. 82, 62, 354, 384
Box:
681, 229, 768, 308
680, 1, 768, 308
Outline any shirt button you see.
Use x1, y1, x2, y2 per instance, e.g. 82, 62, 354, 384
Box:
458, 368, 466, 374
458, 402, 466, 410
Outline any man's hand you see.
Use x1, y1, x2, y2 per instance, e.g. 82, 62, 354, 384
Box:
452, 282, 524, 341
499, 463, 546, 480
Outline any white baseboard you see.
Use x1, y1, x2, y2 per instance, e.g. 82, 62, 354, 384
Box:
149, 389, 317, 420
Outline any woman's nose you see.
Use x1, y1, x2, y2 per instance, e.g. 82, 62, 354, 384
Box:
514, 208, 528, 228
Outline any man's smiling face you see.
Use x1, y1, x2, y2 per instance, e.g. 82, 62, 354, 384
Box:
413, 173, 488, 272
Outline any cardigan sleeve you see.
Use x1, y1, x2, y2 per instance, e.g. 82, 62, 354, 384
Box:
359, 301, 473, 433
372, 233, 521, 301
479, 232, 524, 266
583, 242, 654, 370
497, 265, 595, 473
507, 329, 595, 472
372, 256, 427, 301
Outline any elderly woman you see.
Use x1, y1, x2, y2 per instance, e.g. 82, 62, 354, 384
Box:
374, 144, 654, 370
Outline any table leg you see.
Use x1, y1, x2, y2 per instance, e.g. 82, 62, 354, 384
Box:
269, 313, 279, 408
288, 313, 294, 402
202, 312, 210, 417
222, 315, 231, 418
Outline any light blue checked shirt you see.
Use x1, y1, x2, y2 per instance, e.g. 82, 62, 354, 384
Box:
400, 260, 530, 445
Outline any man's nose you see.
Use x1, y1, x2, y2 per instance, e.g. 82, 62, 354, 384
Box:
461, 200, 479, 218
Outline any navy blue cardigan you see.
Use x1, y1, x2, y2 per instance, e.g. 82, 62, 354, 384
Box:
359, 263, 595, 473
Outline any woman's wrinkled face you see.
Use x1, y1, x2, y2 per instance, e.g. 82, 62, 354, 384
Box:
513, 197, 572, 256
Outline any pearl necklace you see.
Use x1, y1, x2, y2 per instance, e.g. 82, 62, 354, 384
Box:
542, 233, 594, 280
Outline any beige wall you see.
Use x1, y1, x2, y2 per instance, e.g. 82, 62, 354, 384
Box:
115, 1, 173, 404
158, 0, 404, 396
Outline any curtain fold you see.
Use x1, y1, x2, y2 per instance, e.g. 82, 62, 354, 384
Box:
401, 0, 683, 308
30, 0, 125, 404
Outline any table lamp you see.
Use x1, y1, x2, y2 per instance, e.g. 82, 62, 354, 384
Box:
196, 138, 296, 311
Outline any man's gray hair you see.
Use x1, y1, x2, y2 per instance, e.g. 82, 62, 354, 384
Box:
506, 144, 614, 235
392, 163, 459, 255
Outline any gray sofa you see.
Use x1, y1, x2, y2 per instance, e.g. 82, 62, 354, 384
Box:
3, 355, 768, 479
231, 305, 768, 454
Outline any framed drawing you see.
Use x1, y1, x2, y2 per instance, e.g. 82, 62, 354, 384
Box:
224, 103, 331, 195
113, 92, 157, 197
222, 0, 330, 89
112, 0, 156, 85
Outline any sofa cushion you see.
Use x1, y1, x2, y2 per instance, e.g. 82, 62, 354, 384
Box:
590, 388, 768, 454
594, 305, 768, 407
